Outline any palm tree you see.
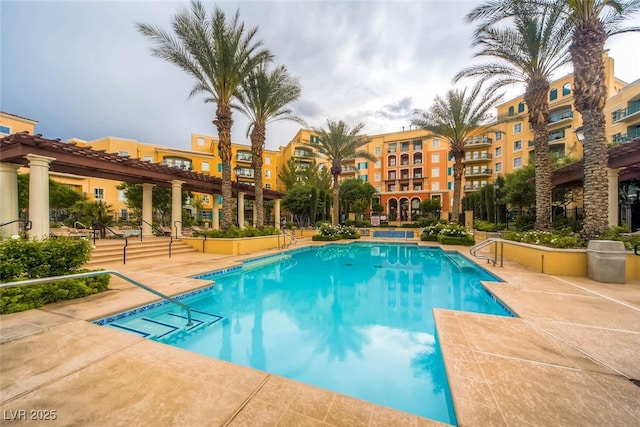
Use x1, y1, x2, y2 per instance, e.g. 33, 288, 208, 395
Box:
456, 0, 572, 231
559, 0, 640, 239
307, 120, 376, 225
136, 1, 272, 230
412, 82, 503, 223
233, 65, 305, 228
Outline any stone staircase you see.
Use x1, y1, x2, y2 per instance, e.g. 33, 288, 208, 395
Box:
85, 237, 198, 266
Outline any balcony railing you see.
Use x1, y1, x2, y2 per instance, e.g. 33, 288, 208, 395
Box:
612, 101, 640, 122
464, 136, 493, 146
293, 150, 314, 158
464, 169, 493, 177
549, 129, 566, 142
236, 153, 252, 162
465, 153, 493, 162
549, 109, 573, 124
612, 127, 640, 144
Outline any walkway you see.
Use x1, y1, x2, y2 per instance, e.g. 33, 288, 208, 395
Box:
1, 239, 639, 426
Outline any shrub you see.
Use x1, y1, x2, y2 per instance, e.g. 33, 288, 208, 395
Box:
513, 214, 536, 231
196, 226, 279, 239
501, 230, 583, 249
0, 273, 109, 314
597, 225, 640, 251
345, 219, 371, 228
473, 220, 506, 232
437, 235, 476, 246
311, 235, 342, 241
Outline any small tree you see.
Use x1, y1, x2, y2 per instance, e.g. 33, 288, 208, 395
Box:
420, 199, 442, 218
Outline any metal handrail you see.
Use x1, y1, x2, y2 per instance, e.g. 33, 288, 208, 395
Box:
469, 238, 503, 267
0, 219, 32, 232
635, 243, 640, 256
173, 220, 182, 239
94, 219, 128, 263
139, 219, 173, 258
0, 270, 192, 325
74, 221, 89, 230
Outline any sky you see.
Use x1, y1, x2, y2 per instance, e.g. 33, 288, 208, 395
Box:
2, 0, 639, 152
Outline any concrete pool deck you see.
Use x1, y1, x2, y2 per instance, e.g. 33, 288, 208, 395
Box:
1, 238, 639, 426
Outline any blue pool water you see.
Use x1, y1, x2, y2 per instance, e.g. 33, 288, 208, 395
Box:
96, 243, 512, 425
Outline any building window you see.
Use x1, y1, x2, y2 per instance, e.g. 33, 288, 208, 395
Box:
358, 175, 368, 181
357, 162, 368, 170
93, 188, 104, 200
562, 83, 571, 96
448, 181, 453, 190
513, 123, 522, 134
514, 140, 522, 151
117, 151, 129, 157
375, 160, 381, 168
388, 171, 396, 180
202, 195, 210, 204
388, 157, 396, 167
374, 172, 381, 181
197, 137, 205, 146
265, 170, 271, 178
514, 157, 522, 168
375, 185, 381, 192
310, 135, 320, 144
518, 101, 525, 113
495, 162, 502, 173
495, 131, 502, 140
431, 167, 440, 177
495, 147, 503, 157
118, 190, 127, 202
265, 156, 271, 165
143, 155, 153, 162
120, 209, 129, 221
431, 153, 440, 163
508, 106, 515, 116
217, 163, 222, 172
432, 139, 439, 148
414, 183, 422, 191
388, 144, 397, 153
0, 125, 11, 134
374, 147, 381, 155
202, 161, 210, 172
550, 88, 558, 101
265, 183, 271, 189
431, 182, 440, 191
413, 140, 422, 150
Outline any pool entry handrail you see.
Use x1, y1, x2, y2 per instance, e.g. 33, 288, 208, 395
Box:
469, 238, 504, 267
279, 230, 297, 249
0, 270, 192, 325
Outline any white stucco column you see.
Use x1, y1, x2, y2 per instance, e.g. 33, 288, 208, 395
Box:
252, 201, 257, 226
171, 180, 184, 237
142, 183, 155, 237
212, 194, 220, 229
0, 163, 21, 237
238, 192, 245, 228
607, 168, 619, 227
274, 199, 281, 229
26, 154, 56, 240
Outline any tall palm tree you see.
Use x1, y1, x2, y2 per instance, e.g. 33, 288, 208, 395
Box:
412, 82, 503, 223
456, 0, 572, 231
136, 1, 272, 230
307, 120, 376, 225
233, 65, 305, 228
559, 0, 640, 239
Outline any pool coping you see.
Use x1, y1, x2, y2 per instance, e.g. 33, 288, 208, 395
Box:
1, 237, 639, 426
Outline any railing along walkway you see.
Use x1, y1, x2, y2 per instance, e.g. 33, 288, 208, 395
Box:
469, 238, 504, 267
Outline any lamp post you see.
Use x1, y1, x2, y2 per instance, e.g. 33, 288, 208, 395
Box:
494, 181, 500, 225
234, 165, 241, 226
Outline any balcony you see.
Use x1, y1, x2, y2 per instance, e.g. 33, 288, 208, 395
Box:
465, 153, 492, 163
341, 166, 357, 174
236, 153, 252, 163
465, 168, 492, 178
612, 127, 640, 144
612, 101, 640, 122
464, 184, 478, 192
464, 136, 493, 147
548, 129, 566, 143
548, 109, 573, 126
293, 149, 314, 158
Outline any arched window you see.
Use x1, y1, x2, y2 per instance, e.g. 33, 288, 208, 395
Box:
518, 101, 525, 113
508, 106, 515, 116
562, 83, 571, 96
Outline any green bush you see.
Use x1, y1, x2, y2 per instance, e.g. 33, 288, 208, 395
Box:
311, 235, 342, 241
345, 219, 371, 228
473, 220, 506, 232
0, 237, 92, 281
437, 235, 476, 246
501, 230, 583, 248
196, 226, 279, 239
597, 225, 640, 251
0, 273, 109, 314
513, 214, 536, 231
420, 234, 439, 242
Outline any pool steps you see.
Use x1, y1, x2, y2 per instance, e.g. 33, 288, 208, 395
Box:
107, 309, 223, 340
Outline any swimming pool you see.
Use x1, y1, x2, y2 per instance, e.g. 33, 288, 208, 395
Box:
95, 242, 512, 425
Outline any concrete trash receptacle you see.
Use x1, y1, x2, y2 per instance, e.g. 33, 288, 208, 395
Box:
587, 240, 626, 284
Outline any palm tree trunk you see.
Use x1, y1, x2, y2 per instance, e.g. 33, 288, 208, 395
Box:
570, 21, 609, 240
451, 152, 465, 224
250, 123, 266, 228
332, 177, 340, 225
525, 79, 552, 231
213, 103, 234, 230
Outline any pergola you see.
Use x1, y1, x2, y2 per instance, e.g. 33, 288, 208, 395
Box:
0, 133, 284, 238
551, 137, 640, 226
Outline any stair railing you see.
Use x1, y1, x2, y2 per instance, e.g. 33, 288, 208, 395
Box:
139, 219, 173, 258
0, 270, 192, 325
93, 219, 129, 263
173, 220, 183, 239
469, 238, 504, 267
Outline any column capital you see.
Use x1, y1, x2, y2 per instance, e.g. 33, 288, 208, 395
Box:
26, 154, 56, 168
171, 179, 186, 186
0, 162, 22, 173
